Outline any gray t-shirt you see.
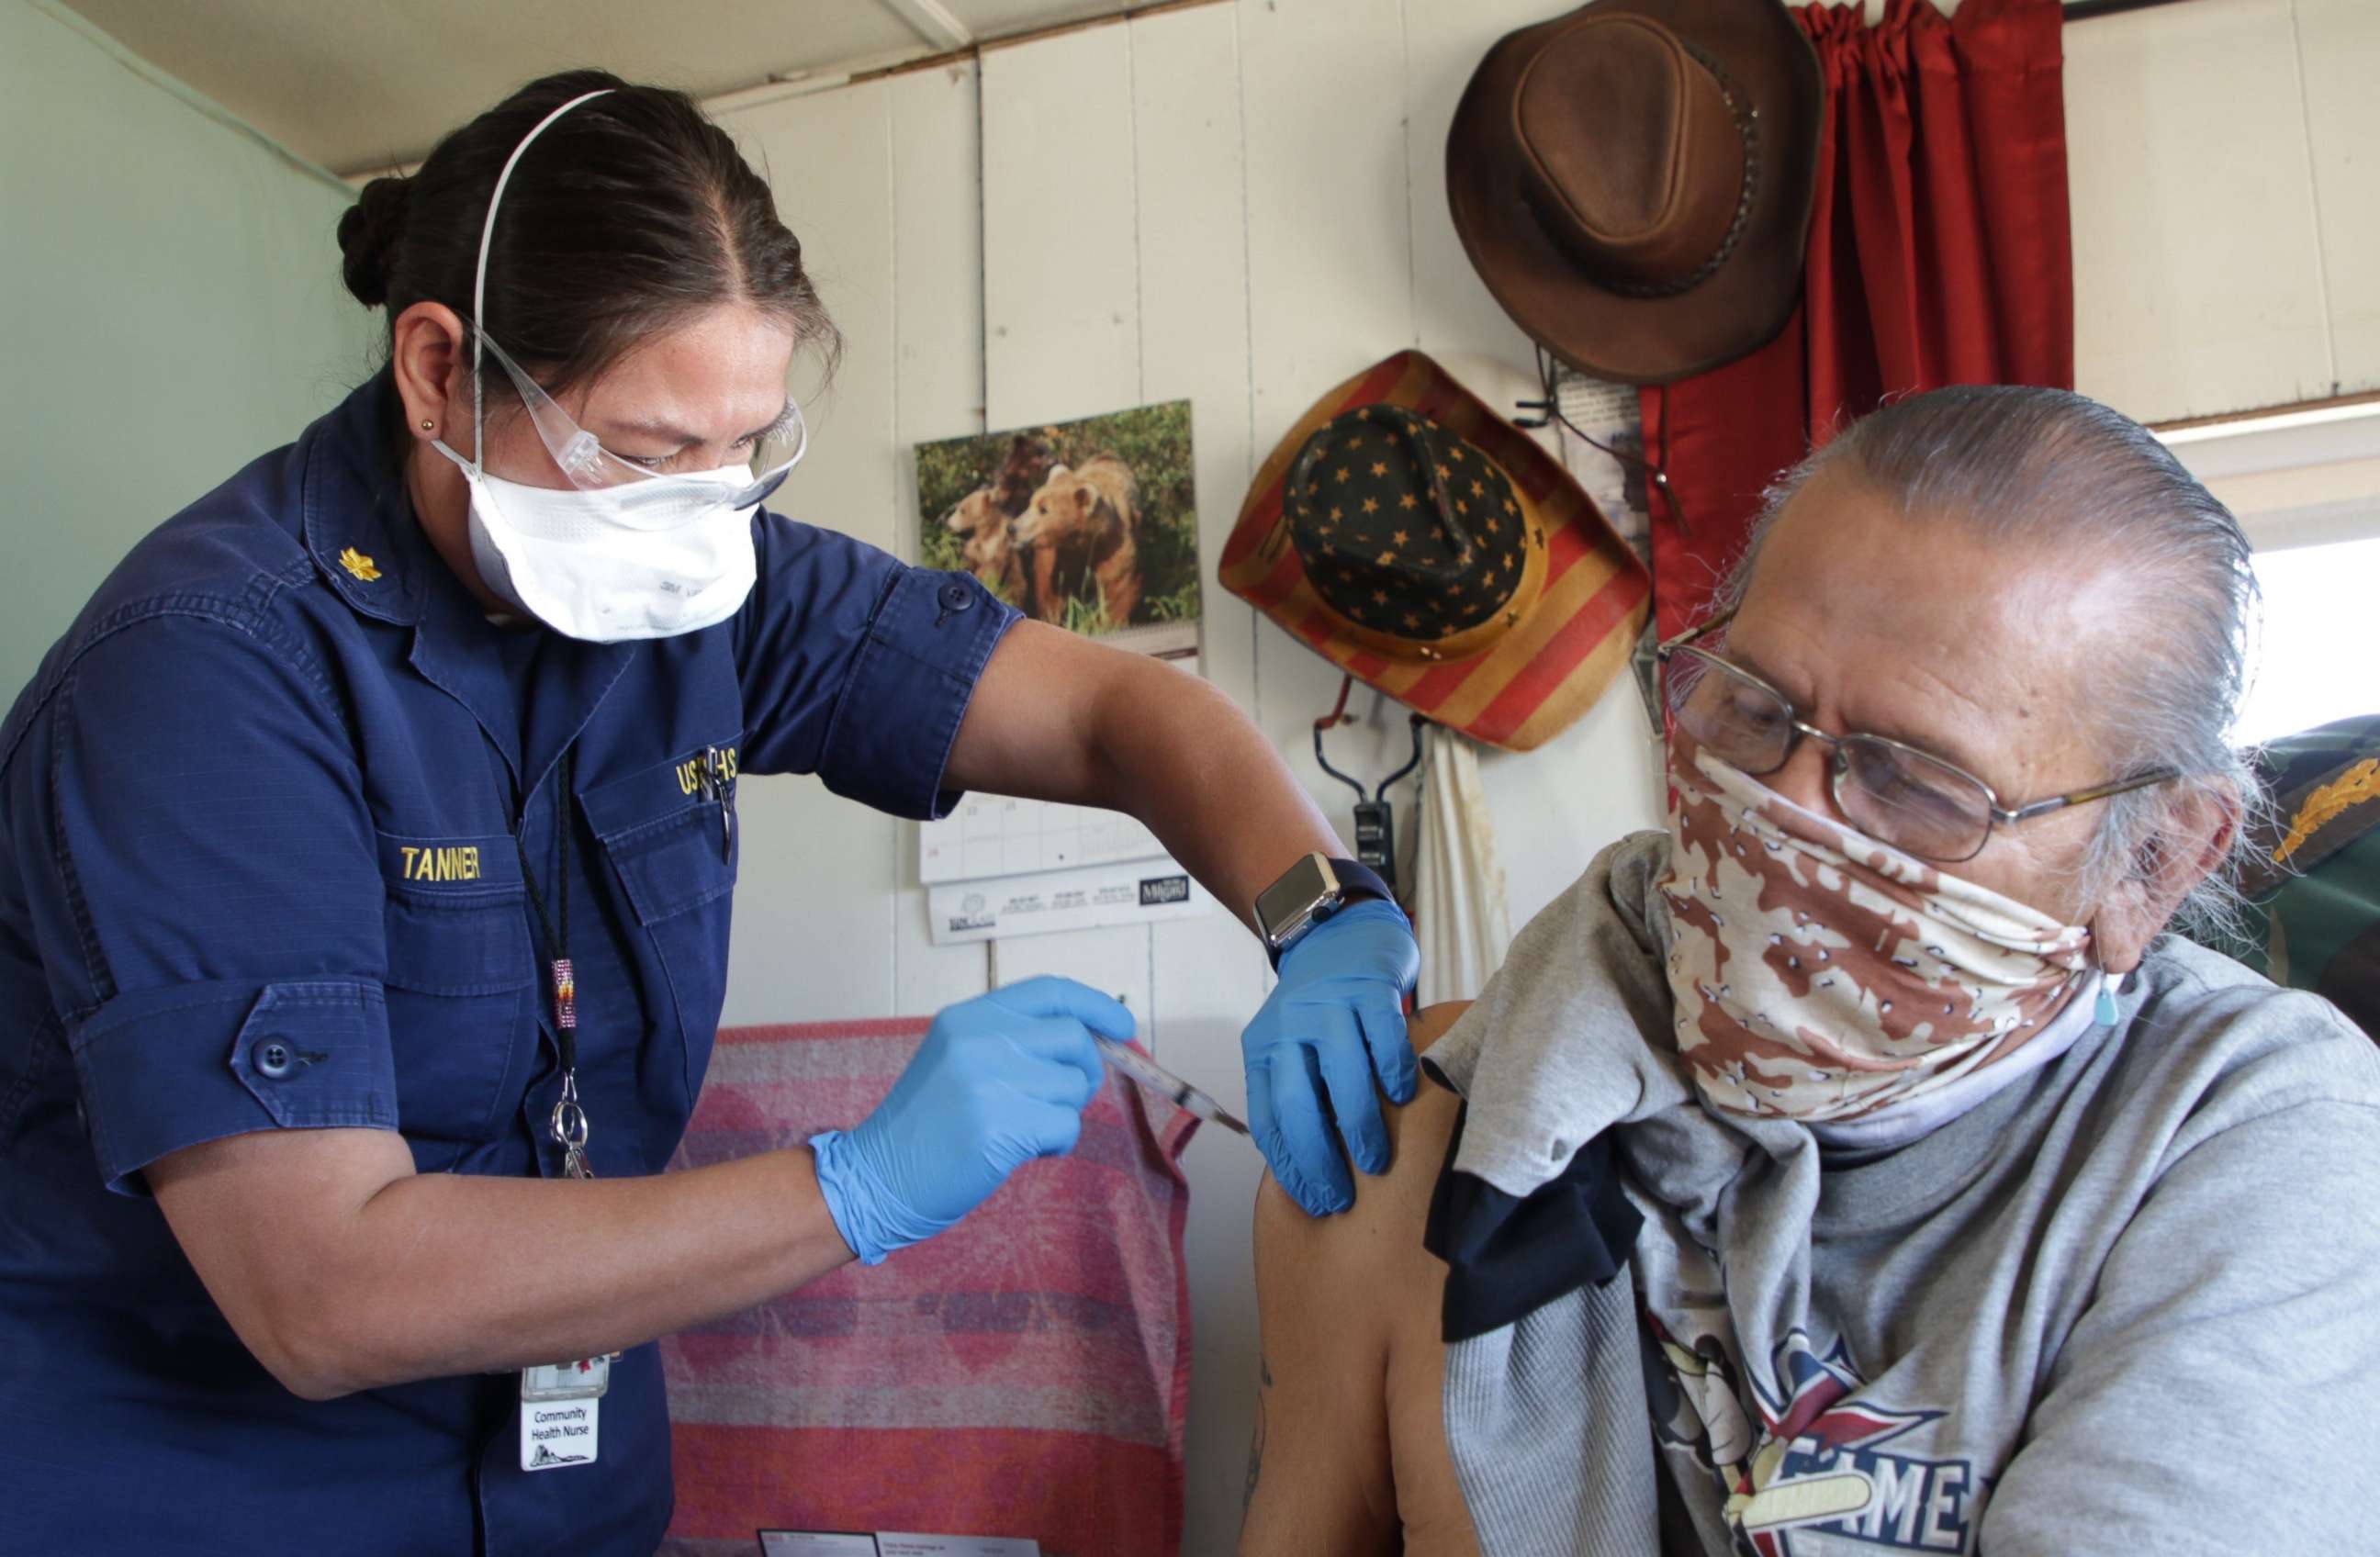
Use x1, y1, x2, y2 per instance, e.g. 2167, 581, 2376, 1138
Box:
1431, 832, 2380, 1557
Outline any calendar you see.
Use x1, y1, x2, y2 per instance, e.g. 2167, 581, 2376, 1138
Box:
911, 395, 1207, 940
919, 795, 1166, 885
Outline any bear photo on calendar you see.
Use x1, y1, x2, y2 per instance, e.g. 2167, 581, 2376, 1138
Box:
915, 399, 1201, 658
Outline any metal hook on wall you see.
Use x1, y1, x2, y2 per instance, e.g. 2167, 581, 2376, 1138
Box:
1512, 346, 1690, 538
1312, 672, 1426, 895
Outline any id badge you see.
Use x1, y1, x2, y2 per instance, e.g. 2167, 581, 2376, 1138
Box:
519, 1356, 609, 1472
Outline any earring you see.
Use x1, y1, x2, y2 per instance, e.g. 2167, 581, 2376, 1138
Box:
420, 419, 435, 432
2093, 970, 2121, 1026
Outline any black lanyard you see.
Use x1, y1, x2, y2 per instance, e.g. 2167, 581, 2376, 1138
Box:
516, 748, 589, 1177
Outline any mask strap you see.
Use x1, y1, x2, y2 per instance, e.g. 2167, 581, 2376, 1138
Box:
467, 87, 615, 475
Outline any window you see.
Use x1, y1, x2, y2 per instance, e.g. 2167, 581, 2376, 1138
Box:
2235, 534, 2380, 745
2157, 400, 2380, 745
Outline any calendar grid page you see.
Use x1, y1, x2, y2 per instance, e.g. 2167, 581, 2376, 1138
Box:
918, 794, 1167, 886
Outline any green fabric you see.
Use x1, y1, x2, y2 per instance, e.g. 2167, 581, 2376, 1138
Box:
2201, 714, 2380, 1041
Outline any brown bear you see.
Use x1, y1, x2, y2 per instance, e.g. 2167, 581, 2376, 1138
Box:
940, 487, 1027, 609
937, 433, 1058, 613
1014, 454, 1141, 627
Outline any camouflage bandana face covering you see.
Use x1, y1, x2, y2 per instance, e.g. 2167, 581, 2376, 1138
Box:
1657, 750, 2094, 1123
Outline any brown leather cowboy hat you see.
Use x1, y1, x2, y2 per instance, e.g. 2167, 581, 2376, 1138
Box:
1447, 0, 1823, 386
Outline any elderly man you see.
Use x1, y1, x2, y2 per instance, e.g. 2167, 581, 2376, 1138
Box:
1241, 386, 2380, 1557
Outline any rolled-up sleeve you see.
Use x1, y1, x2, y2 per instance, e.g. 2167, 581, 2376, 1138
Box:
732, 514, 1018, 820
21, 611, 395, 1193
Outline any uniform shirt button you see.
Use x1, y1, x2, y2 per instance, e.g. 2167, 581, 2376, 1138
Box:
937, 580, 974, 611
253, 1038, 295, 1080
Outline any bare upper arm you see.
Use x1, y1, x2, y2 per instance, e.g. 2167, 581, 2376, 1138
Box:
1241, 1002, 1482, 1557
148, 1126, 417, 1398
944, 621, 1128, 801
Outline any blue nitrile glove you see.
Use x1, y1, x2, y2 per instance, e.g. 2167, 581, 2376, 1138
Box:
1241, 898, 1420, 1215
810, 977, 1130, 1264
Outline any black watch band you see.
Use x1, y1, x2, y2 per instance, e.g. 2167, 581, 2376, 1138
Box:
1327, 857, 1396, 911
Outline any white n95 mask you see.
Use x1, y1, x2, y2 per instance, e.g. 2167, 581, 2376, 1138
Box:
430, 439, 764, 640
426, 86, 806, 642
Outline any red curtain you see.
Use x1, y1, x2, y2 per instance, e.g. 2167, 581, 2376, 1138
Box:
1638, 0, 2071, 638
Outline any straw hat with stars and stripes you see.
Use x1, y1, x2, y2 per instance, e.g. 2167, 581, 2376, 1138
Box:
1220, 351, 1649, 753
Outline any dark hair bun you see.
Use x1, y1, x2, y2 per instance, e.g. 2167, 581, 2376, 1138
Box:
338, 176, 413, 308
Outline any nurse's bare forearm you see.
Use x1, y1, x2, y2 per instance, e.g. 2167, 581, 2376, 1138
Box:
151, 1126, 854, 1400
1089, 666, 1345, 929
949, 625, 1345, 929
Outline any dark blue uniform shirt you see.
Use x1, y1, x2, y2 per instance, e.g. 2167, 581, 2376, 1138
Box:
0, 373, 1016, 1554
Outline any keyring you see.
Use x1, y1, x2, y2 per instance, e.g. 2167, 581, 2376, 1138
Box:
551, 1096, 589, 1151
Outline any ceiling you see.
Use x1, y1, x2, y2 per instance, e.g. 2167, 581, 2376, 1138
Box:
59, 0, 1147, 177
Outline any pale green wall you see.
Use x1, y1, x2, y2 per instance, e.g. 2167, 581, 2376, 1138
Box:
0, 0, 375, 685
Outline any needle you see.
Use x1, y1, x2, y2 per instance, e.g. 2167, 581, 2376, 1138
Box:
1093, 1033, 1252, 1139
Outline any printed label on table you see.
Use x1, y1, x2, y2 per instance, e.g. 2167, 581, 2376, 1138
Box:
758, 1534, 1040, 1557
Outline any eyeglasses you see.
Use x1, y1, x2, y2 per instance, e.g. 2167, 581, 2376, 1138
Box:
468, 319, 805, 506
1655, 610, 2178, 863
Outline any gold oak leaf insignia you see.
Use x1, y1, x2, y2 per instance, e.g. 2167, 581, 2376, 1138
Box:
338, 547, 382, 582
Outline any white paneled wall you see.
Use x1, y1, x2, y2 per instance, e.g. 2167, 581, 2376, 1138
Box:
2294, 0, 2380, 416
2067, 0, 2380, 421
701, 2, 2380, 1548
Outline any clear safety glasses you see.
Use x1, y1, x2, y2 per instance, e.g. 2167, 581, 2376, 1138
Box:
467, 320, 807, 510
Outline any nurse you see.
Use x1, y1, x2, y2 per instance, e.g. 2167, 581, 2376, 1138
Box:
0, 72, 1416, 1554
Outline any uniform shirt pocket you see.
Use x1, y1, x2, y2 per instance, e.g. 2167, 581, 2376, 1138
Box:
577, 742, 740, 1152
375, 831, 536, 1157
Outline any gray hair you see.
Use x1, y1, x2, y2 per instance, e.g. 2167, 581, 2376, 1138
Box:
1715, 384, 2264, 937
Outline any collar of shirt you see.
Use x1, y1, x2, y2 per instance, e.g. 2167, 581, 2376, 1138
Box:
1806, 970, 2116, 1156
299, 369, 635, 804
298, 367, 442, 629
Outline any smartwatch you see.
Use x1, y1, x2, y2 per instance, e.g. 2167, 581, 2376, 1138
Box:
1254, 853, 1397, 966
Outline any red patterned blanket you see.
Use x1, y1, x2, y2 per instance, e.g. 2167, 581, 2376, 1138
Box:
658, 1017, 1197, 1557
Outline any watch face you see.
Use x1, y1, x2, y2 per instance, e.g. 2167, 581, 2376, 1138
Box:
1257, 854, 1334, 947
